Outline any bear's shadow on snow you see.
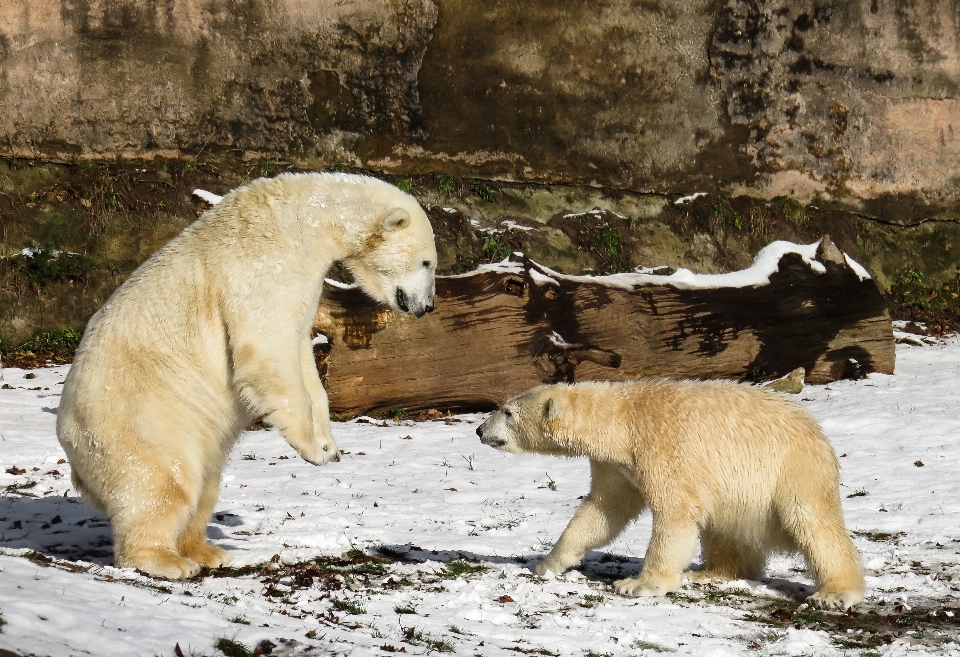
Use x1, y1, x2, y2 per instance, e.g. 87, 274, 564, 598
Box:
375, 543, 815, 602
0, 496, 247, 565
0, 494, 115, 564
376, 543, 527, 568
376, 543, 648, 580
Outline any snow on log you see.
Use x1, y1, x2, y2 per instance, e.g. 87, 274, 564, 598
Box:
192, 188, 223, 204
313, 235, 894, 417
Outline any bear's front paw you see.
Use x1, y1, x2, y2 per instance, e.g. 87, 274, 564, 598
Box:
296, 436, 341, 465
808, 588, 864, 611
614, 573, 680, 598
535, 560, 564, 578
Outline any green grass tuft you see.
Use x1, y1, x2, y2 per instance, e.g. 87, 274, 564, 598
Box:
332, 598, 366, 615
214, 637, 253, 657
470, 180, 495, 202
481, 234, 512, 262
440, 559, 488, 580
20, 327, 82, 352
437, 175, 455, 196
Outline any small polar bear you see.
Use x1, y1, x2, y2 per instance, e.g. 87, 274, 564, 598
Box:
58, 172, 437, 579
477, 380, 865, 609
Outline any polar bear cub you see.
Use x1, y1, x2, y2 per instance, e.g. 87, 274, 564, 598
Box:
477, 380, 864, 609
58, 172, 437, 579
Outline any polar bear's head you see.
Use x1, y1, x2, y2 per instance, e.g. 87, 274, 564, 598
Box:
344, 198, 438, 319
476, 385, 572, 456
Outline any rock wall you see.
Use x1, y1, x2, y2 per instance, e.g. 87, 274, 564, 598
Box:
2, 0, 959, 220
0, 0, 438, 161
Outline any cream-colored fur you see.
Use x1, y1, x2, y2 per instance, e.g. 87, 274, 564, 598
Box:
58, 172, 437, 579
477, 380, 865, 610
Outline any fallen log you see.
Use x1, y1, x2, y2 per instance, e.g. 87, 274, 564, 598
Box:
313, 236, 894, 417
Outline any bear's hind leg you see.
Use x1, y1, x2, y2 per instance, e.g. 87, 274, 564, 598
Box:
615, 503, 699, 598
690, 526, 766, 584
177, 465, 230, 569
112, 464, 204, 580
537, 461, 646, 577
778, 496, 864, 609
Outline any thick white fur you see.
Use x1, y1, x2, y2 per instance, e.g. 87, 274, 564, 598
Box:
477, 380, 865, 609
58, 172, 437, 579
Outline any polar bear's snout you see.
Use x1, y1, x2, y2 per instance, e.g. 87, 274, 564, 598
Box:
476, 417, 508, 449
396, 287, 435, 318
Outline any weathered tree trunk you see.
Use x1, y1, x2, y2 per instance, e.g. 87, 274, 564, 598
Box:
314, 237, 894, 417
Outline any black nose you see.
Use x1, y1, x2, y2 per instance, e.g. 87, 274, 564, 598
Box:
476, 426, 483, 437
396, 288, 409, 312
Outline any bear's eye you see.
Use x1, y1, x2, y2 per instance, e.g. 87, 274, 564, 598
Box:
423, 260, 431, 268
502, 408, 513, 418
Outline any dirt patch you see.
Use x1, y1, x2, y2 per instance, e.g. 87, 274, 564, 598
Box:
885, 269, 960, 337
744, 597, 960, 653
1, 328, 82, 368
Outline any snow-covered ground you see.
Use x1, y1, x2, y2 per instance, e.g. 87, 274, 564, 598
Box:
1, 335, 959, 657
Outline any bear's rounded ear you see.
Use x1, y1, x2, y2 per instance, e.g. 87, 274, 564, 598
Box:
544, 397, 561, 420
383, 208, 411, 231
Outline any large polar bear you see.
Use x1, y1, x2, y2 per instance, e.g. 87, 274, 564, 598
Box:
477, 380, 865, 609
58, 172, 437, 579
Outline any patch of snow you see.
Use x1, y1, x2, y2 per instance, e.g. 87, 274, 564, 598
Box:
845, 253, 872, 280
548, 331, 574, 348
500, 220, 537, 232
192, 188, 223, 205
323, 278, 356, 289
674, 192, 708, 204
562, 208, 627, 220
529, 269, 559, 286
893, 319, 927, 332
472, 221, 536, 236
534, 240, 830, 290
442, 207, 458, 214
5, 247, 76, 261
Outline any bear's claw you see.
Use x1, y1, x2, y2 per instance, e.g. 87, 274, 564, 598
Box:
295, 438, 341, 465
614, 574, 681, 598
182, 543, 232, 569
125, 548, 201, 580
808, 589, 864, 610
535, 563, 560, 578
